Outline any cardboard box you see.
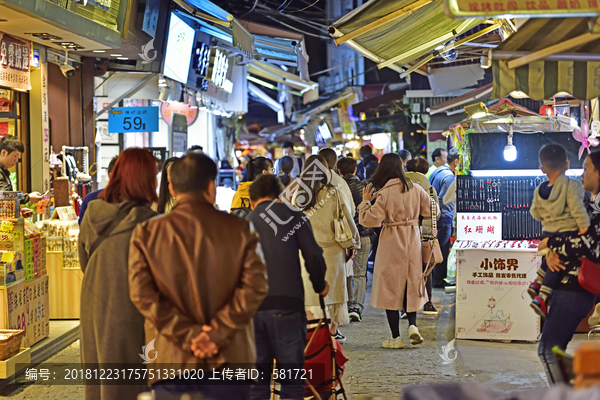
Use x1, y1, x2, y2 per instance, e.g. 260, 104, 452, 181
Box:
23, 275, 49, 348
455, 247, 541, 341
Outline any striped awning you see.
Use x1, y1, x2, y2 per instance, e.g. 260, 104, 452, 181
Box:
492, 17, 600, 100
327, 0, 483, 74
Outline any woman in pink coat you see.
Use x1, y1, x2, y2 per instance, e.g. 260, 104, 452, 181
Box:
359, 153, 432, 349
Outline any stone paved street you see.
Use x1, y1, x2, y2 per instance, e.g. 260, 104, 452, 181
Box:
0, 271, 559, 399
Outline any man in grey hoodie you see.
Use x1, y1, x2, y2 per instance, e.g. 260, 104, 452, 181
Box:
529, 144, 590, 317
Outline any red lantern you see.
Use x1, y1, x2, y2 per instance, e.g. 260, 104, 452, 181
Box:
539, 105, 554, 116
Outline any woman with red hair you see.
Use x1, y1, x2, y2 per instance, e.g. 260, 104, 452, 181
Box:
78, 148, 158, 400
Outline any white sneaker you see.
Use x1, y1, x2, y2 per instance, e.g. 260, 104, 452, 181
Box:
408, 325, 424, 345
589, 303, 600, 327
382, 335, 405, 349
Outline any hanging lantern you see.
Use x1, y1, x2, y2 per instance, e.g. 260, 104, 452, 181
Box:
539, 105, 554, 116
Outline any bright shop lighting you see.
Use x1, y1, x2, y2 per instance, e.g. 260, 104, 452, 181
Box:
464, 102, 488, 119
503, 144, 517, 161
370, 133, 389, 149
110, 54, 122, 57
504, 131, 516, 161
93, 50, 106, 53
471, 169, 583, 177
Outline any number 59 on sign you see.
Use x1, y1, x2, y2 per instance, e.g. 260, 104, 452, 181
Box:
108, 107, 159, 133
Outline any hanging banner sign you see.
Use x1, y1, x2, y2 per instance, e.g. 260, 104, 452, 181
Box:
445, 0, 600, 18
0, 33, 32, 91
108, 106, 159, 133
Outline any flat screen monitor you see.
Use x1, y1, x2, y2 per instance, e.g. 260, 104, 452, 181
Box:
163, 13, 195, 84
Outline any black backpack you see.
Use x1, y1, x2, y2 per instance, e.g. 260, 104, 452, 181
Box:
231, 198, 252, 219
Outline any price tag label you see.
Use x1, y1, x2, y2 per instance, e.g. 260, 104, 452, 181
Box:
53, 206, 76, 221
108, 106, 159, 133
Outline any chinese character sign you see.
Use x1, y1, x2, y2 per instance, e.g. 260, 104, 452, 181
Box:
455, 248, 541, 341
457, 213, 502, 241
108, 106, 159, 133
446, 0, 600, 18
0, 33, 32, 91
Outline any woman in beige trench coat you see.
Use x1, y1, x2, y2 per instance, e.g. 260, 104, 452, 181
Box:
359, 153, 432, 349
294, 155, 360, 342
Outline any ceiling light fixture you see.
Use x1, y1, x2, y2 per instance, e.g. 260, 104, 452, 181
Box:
110, 54, 122, 57
464, 102, 488, 119
158, 86, 171, 102
93, 50, 106, 53
117, 57, 128, 60
190, 93, 199, 109
504, 127, 517, 162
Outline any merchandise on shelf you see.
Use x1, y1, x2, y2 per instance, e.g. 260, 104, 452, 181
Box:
40, 219, 79, 265
0, 192, 22, 220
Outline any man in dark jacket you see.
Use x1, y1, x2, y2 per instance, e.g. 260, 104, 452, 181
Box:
78, 156, 117, 225
129, 153, 268, 400
0, 136, 42, 213
248, 174, 328, 400
337, 157, 373, 322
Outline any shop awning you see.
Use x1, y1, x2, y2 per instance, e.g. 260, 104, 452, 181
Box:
296, 90, 357, 119
429, 83, 493, 115
248, 83, 285, 124
327, 0, 483, 74
239, 20, 310, 81
247, 61, 319, 104
351, 89, 407, 117
492, 17, 600, 100
428, 113, 467, 133
174, 0, 255, 56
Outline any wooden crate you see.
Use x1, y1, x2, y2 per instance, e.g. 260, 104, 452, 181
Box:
47, 253, 82, 319
0, 347, 30, 379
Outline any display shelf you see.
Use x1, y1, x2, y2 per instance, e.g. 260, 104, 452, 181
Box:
47, 253, 82, 319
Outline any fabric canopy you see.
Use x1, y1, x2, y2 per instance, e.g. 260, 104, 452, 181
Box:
492, 17, 600, 100
429, 83, 493, 115
351, 89, 407, 116
247, 61, 319, 104
328, 0, 483, 73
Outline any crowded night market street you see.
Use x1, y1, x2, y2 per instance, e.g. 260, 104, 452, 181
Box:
0, 0, 600, 399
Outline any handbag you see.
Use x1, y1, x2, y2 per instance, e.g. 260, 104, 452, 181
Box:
334, 189, 355, 249
579, 258, 600, 295
420, 188, 443, 297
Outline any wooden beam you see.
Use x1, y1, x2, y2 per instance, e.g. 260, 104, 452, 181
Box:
507, 32, 600, 69
334, 0, 432, 46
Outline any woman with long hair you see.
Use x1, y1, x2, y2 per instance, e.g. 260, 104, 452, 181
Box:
294, 155, 359, 342
359, 153, 432, 349
156, 157, 179, 214
79, 148, 159, 400
537, 151, 600, 383
230, 156, 273, 213
405, 157, 440, 315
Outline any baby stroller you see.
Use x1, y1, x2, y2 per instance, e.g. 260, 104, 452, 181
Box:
271, 297, 348, 400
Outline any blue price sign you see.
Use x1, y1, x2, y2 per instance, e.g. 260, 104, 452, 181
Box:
108, 107, 159, 133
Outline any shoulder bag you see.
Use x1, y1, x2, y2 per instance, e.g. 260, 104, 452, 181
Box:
579, 258, 600, 295
334, 189, 355, 249
420, 188, 443, 297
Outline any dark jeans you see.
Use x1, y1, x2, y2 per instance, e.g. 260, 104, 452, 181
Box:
434, 219, 452, 288
153, 377, 250, 400
251, 309, 307, 400
538, 230, 579, 291
538, 289, 596, 384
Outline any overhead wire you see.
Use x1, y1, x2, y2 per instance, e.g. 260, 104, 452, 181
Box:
263, 14, 330, 39
287, 0, 321, 13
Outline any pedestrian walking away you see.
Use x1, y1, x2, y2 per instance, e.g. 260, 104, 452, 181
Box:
128, 153, 268, 400
247, 174, 329, 400
79, 148, 159, 400
359, 153, 432, 349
